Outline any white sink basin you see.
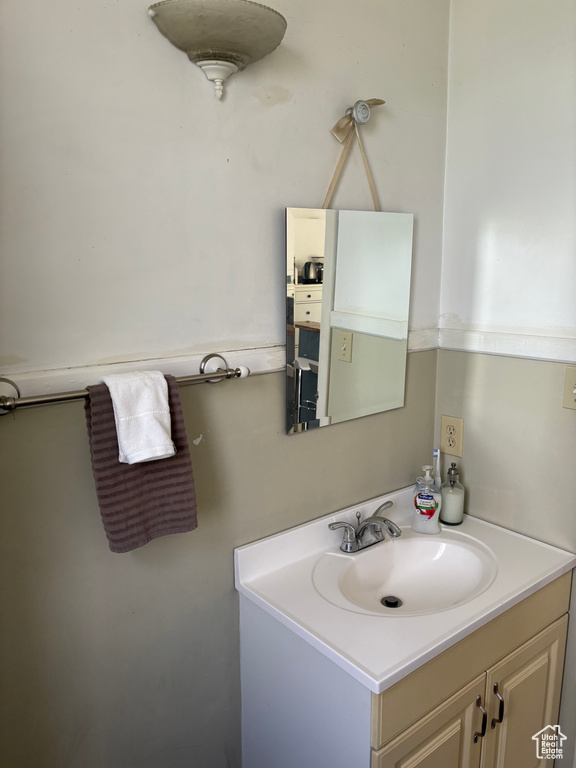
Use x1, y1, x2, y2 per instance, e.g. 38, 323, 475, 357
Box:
236, 486, 576, 693
313, 528, 498, 616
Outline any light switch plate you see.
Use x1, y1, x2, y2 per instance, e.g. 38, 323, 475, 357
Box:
563, 366, 576, 410
337, 331, 353, 363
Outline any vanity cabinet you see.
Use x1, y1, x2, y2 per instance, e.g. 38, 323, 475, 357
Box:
240, 572, 571, 768
372, 615, 568, 768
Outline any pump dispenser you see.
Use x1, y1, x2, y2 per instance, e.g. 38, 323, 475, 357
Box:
440, 462, 465, 525
412, 465, 441, 534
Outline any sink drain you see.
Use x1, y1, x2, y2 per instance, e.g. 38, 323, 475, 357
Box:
381, 595, 403, 608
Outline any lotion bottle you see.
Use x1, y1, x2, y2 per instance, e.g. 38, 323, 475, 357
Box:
440, 462, 465, 525
412, 465, 441, 534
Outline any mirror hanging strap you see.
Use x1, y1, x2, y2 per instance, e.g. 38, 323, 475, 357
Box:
322, 99, 385, 212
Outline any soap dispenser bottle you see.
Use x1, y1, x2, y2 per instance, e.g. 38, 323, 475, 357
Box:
412, 465, 441, 534
440, 462, 465, 525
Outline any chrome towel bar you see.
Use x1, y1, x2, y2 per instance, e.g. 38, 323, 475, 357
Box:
0, 354, 250, 414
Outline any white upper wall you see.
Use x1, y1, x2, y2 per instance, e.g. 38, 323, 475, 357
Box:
441, 0, 576, 362
0, 0, 449, 391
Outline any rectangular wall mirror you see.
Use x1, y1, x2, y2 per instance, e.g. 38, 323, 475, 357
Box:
286, 207, 414, 434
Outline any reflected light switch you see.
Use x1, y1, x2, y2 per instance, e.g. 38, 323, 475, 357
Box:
337, 331, 353, 363
563, 366, 576, 410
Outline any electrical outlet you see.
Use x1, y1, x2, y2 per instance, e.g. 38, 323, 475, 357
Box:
563, 365, 576, 410
337, 331, 353, 363
440, 415, 464, 458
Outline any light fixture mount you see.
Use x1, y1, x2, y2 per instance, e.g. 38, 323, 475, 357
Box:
148, 0, 287, 100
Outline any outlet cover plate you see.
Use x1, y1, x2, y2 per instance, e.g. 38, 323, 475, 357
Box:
440, 415, 464, 458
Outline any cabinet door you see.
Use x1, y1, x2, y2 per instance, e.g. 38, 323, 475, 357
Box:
481, 615, 568, 768
372, 675, 485, 768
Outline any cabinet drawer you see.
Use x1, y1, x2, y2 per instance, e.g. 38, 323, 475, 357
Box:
294, 302, 322, 323
294, 286, 322, 302
371, 572, 571, 749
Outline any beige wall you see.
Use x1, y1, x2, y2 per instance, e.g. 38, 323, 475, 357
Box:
0, 351, 436, 768
328, 334, 407, 423
435, 351, 576, 550
441, 0, 576, 404
3, 0, 576, 764
435, 350, 576, 766
0, 1, 450, 762
0, 0, 447, 382
442, 0, 576, 352
441, 2, 576, 757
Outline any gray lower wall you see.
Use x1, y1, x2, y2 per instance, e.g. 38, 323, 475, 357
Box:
0, 350, 436, 768
435, 350, 576, 550
435, 349, 576, 768
3, 349, 575, 767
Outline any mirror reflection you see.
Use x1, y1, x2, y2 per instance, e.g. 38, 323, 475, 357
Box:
286, 208, 414, 434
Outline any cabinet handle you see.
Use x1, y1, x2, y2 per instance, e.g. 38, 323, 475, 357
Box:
474, 696, 488, 742
491, 683, 505, 728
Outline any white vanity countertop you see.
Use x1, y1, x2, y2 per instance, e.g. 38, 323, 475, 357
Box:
234, 487, 576, 694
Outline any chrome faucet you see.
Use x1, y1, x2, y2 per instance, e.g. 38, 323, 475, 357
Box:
328, 501, 402, 553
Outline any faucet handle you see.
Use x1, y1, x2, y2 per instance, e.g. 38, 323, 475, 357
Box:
328, 521, 359, 553
328, 521, 356, 539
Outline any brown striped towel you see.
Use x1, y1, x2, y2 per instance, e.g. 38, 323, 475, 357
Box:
85, 374, 198, 553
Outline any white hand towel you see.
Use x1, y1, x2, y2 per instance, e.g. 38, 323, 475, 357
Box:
101, 371, 176, 465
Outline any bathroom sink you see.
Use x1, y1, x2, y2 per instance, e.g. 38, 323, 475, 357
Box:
313, 528, 498, 616
234, 486, 576, 692
236, 486, 576, 692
